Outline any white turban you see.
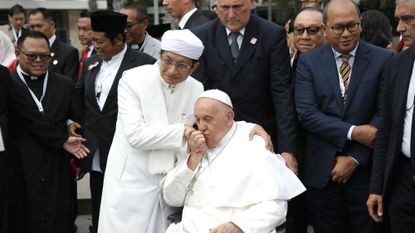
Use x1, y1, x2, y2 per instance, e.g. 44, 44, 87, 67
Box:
161, 29, 204, 60
198, 89, 233, 108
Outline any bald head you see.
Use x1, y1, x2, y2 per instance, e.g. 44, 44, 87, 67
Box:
323, 0, 360, 24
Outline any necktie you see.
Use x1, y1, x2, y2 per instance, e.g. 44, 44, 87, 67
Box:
230, 32, 240, 63
78, 47, 89, 79
340, 54, 351, 102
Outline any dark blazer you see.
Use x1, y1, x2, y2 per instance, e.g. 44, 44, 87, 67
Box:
76, 47, 156, 172
9, 69, 83, 233
50, 39, 80, 82
183, 9, 209, 29
191, 15, 298, 154
370, 48, 415, 197
295, 41, 393, 188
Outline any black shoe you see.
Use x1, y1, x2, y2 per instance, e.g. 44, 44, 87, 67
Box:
89, 225, 94, 233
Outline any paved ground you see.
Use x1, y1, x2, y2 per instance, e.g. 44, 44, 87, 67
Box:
75, 214, 93, 233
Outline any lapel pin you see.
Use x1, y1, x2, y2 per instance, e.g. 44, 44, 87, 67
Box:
88, 61, 100, 70
250, 37, 257, 45
53, 60, 58, 65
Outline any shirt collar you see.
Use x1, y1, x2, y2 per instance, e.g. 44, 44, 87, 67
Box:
225, 27, 245, 37
178, 8, 198, 29
102, 44, 127, 65
331, 41, 359, 58
49, 34, 56, 47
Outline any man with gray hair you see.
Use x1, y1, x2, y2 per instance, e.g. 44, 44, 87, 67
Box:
367, 0, 415, 232
162, 89, 305, 233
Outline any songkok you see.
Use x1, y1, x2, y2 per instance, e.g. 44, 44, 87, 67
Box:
161, 29, 204, 60
91, 11, 127, 33
198, 89, 233, 108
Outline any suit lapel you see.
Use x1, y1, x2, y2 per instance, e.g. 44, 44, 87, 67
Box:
184, 11, 199, 29
396, 49, 415, 125
344, 41, 370, 111
234, 15, 257, 74
102, 47, 133, 112
50, 40, 60, 67
214, 22, 234, 70
321, 45, 344, 111
86, 58, 102, 111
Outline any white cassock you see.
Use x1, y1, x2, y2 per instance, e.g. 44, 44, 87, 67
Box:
163, 122, 306, 233
98, 63, 204, 233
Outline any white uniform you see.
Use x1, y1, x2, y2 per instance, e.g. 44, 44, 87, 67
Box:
163, 122, 306, 233
98, 63, 203, 233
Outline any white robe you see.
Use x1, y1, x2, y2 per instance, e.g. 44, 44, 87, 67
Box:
163, 122, 306, 233
98, 63, 204, 233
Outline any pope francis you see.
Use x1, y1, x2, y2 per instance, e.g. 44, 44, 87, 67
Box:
163, 90, 306, 233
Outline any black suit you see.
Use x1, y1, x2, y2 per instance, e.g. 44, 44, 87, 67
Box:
8, 69, 83, 233
370, 47, 415, 233
50, 39, 80, 82
0, 65, 10, 233
183, 9, 209, 29
192, 15, 298, 154
76, 47, 155, 232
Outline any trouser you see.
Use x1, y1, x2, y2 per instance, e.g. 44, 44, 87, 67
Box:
90, 171, 104, 233
388, 155, 415, 233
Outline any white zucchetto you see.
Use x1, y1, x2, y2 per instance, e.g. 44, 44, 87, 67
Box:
161, 29, 204, 60
198, 89, 233, 108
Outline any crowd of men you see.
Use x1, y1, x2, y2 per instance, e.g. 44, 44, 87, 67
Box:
1, 0, 415, 233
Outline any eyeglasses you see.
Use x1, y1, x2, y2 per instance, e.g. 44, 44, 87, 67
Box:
330, 22, 360, 35
19, 50, 51, 61
125, 19, 146, 29
125, 22, 139, 29
160, 57, 193, 71
293, 26, 322, 35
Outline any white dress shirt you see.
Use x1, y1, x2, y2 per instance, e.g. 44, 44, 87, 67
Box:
401, 60, 415, 158
92, 44, 127, 172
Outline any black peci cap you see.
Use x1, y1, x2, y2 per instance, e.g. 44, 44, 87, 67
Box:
91, 10, 127, 33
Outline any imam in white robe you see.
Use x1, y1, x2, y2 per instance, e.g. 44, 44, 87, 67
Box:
98, 63, 203, 233
163, 122, 306, 233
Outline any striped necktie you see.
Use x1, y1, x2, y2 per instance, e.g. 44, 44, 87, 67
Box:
340, 54, 351, 102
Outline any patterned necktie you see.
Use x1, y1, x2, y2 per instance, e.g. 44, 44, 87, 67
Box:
78, 47, 89, 79
340, 54, 351, 102
230, 32, 240, 63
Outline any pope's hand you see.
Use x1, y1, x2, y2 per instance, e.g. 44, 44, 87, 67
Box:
186, 130, 206, 171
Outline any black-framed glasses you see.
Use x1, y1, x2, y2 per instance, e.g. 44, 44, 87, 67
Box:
293, 26, 322, 35
330, 22, 360, 35
160, 57, 192, 71
125, 19, 146, 29
19, 50, 51, 61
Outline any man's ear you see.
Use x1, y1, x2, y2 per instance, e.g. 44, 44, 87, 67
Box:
191, 62, 199, 73
225, 109, 234, 126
